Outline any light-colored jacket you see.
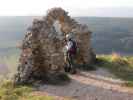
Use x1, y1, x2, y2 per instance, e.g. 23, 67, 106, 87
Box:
65, 40, 73, 51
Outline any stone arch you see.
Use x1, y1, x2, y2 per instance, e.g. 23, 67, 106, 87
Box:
14, 8, 95, 85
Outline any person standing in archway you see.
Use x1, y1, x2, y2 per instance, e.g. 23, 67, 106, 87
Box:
64, 33, 77, 74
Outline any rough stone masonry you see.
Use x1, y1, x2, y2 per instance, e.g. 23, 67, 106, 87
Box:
14, 8, 96, 85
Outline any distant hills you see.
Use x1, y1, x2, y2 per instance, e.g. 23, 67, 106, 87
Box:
76, 17, 133, 55
0, 16, 133, 55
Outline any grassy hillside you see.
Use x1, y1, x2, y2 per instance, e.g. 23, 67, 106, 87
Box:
0, 80, 56, 100
96, 53, 133, 86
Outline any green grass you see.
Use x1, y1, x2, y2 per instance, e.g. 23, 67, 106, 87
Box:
0, 80, 55, 100
96, 53, 133, 86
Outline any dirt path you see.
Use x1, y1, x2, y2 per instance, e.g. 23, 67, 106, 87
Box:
34, 68, 133, 100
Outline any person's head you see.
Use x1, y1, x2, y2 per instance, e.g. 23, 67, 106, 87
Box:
66, 33, 73, 41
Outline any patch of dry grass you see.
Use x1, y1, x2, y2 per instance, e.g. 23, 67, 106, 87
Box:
0, 80, 54, 100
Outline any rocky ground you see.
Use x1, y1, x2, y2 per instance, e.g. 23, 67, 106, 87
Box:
33, 68, 133, 100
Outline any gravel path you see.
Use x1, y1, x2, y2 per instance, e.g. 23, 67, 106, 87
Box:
35, 68, 133, 100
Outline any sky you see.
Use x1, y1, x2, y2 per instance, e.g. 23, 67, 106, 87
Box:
0, 0, 133, 17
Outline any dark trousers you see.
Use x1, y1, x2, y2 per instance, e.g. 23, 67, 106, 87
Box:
65, 53, 76, 72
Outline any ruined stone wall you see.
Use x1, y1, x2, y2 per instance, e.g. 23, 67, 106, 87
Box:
14, 8, 95, 84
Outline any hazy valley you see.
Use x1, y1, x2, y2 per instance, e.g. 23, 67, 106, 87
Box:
0, 16, 133, 56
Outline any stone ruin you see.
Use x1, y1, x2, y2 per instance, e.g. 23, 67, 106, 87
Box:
14, 8, 96, 85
